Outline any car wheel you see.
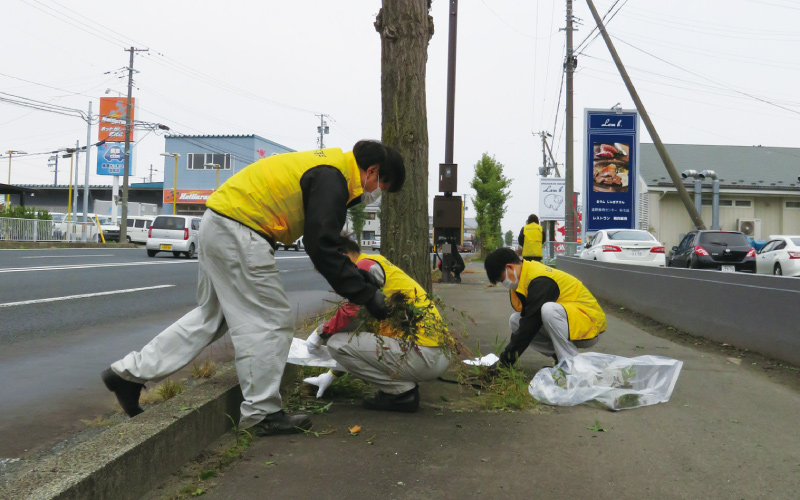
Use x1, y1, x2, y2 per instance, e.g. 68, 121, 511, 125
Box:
173, 251, 182, 258
294, 245, 299, 251
774, 263, 782, 276
126, 236, 132, 244
686, 258, 694, 269
185, 244, 196, 259
147, 250, 157, 257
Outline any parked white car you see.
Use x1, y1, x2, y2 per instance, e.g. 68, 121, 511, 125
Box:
278, 237, 304, 251
755, 235, 800, 276
580, 229, 665, 267
146, 215, 201, 258
124, 215, 155, 244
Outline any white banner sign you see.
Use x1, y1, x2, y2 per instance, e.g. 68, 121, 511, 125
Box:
539, 178, 565, 221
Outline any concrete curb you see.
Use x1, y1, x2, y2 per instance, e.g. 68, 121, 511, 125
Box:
3, 365, 244, 500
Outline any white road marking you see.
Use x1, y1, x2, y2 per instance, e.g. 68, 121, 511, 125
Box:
0, 260, 197, 273
21, 254, 116, 259
0, 285, 176, 308
274, 255, 309, 260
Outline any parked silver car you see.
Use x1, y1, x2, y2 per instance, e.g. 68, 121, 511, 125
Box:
146, 215, 201, 258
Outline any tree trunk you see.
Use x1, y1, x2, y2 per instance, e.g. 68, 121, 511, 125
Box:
375, 1, 434, 293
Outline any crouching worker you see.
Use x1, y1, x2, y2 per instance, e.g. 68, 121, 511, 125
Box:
484, 247, 606, 366
304, 236, 451, 412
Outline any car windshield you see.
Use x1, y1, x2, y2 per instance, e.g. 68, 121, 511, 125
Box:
698, 232, 748, 246
96, 217, 113, 225
153, 217, 186, 230
606, 230, 654, 241
50, 214, 66, 222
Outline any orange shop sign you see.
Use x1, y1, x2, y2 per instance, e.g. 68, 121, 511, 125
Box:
98, 97, 135, 142
164, 189, 214, 204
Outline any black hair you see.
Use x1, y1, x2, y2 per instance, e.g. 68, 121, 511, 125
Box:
352, 140, 406, 193
527, 214, 539, 224
336, 234, 361, 255
484, 247, 521, 284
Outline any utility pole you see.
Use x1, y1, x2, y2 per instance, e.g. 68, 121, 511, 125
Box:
82, 101, 92, 228
564, 0, 577, 244
120, 46, 148, 244
316, 114, 329, 149
584, 0, 705, 230
148, 163, 155, 183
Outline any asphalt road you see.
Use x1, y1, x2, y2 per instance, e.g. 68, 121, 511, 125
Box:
0, 247, 334, 458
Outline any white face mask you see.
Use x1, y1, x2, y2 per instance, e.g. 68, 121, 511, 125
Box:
501, 267, 518, 290
362, 186, 382, 205
361, 168, 382, 205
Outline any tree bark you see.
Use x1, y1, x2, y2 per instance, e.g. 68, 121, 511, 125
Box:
375, 1, 434, 293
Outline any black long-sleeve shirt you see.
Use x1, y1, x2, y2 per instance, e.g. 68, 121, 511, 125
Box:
499, 276, 561, 366
300, 165, 376, 305
518, 227, 526, 247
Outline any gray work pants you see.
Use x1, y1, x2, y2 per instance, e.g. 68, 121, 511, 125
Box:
509, 302, 579, 362
111, 209, 294, 429
327, 332, 450, 394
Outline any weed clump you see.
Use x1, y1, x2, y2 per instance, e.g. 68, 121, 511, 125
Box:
191, 360, 217, 379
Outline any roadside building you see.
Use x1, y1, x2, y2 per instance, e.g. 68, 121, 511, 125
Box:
161, 134, 294, 215
641, 144, 800, 249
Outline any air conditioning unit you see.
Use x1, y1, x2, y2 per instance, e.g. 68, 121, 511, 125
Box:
737, 218, 761, 239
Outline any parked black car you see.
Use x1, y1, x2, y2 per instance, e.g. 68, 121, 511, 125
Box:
667, 230, 756, 272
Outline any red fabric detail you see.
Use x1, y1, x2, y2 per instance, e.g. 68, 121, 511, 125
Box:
322, 258, 378, 334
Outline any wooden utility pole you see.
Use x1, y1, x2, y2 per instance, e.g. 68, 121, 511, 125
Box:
584, 0, 705, 230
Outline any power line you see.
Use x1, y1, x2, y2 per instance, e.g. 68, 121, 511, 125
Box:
611, 35, 800, 117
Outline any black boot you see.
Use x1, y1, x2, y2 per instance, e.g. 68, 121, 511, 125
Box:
362, 385, 419, 413
101, 368, 145, 417
253, 411, 312, 436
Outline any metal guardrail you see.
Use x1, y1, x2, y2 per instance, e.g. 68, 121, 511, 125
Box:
0, 217, 100, 242
543, 241, 584, 266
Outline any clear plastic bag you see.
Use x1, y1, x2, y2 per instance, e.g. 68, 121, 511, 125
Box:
287, 337, 345, 371
528, 352, 683, 410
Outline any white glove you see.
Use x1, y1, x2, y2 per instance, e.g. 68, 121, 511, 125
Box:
303, 370, 336, 398
306, 327, 324, 355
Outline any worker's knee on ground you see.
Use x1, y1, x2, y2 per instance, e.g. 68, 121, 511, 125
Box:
509, 312, 521, 333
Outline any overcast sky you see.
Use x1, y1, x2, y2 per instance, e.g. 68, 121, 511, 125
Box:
3, 0, 799, 234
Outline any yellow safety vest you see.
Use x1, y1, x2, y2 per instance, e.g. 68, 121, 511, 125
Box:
509, 260, 606, 340
206, 148, 363, 244
521, 222, 543, 258
357, 253, 445, 347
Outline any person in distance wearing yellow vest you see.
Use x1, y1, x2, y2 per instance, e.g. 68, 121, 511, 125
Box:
518, 214, 543, 262
304, 236, 450, 413
102, 141, 405, 436
484, 247, 606, 366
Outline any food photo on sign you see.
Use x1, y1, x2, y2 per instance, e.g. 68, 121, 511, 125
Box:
592, 142, 629, 193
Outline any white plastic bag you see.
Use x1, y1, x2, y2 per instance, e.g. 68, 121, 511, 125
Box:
287, 337, 345, 371
528, 352, 683, 410
463, 353, 500, 367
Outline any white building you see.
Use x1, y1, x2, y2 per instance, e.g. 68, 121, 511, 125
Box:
641, 144, 800, 249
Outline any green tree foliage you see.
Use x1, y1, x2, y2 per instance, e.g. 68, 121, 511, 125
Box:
348, 202, 367, 243
504, 230, 513, 246
0, 205, 51, 220
470, 153, 511, 256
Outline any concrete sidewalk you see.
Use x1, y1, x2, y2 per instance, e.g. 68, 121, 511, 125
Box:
143, 262, 800, 500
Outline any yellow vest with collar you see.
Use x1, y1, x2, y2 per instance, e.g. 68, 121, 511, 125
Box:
509, 260, 606, 340
521, 222, 543, 258
357, 253, 445, 347
206, 148, 363, 244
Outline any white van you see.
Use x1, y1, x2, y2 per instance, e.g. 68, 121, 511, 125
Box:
124, 215, 155, 244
